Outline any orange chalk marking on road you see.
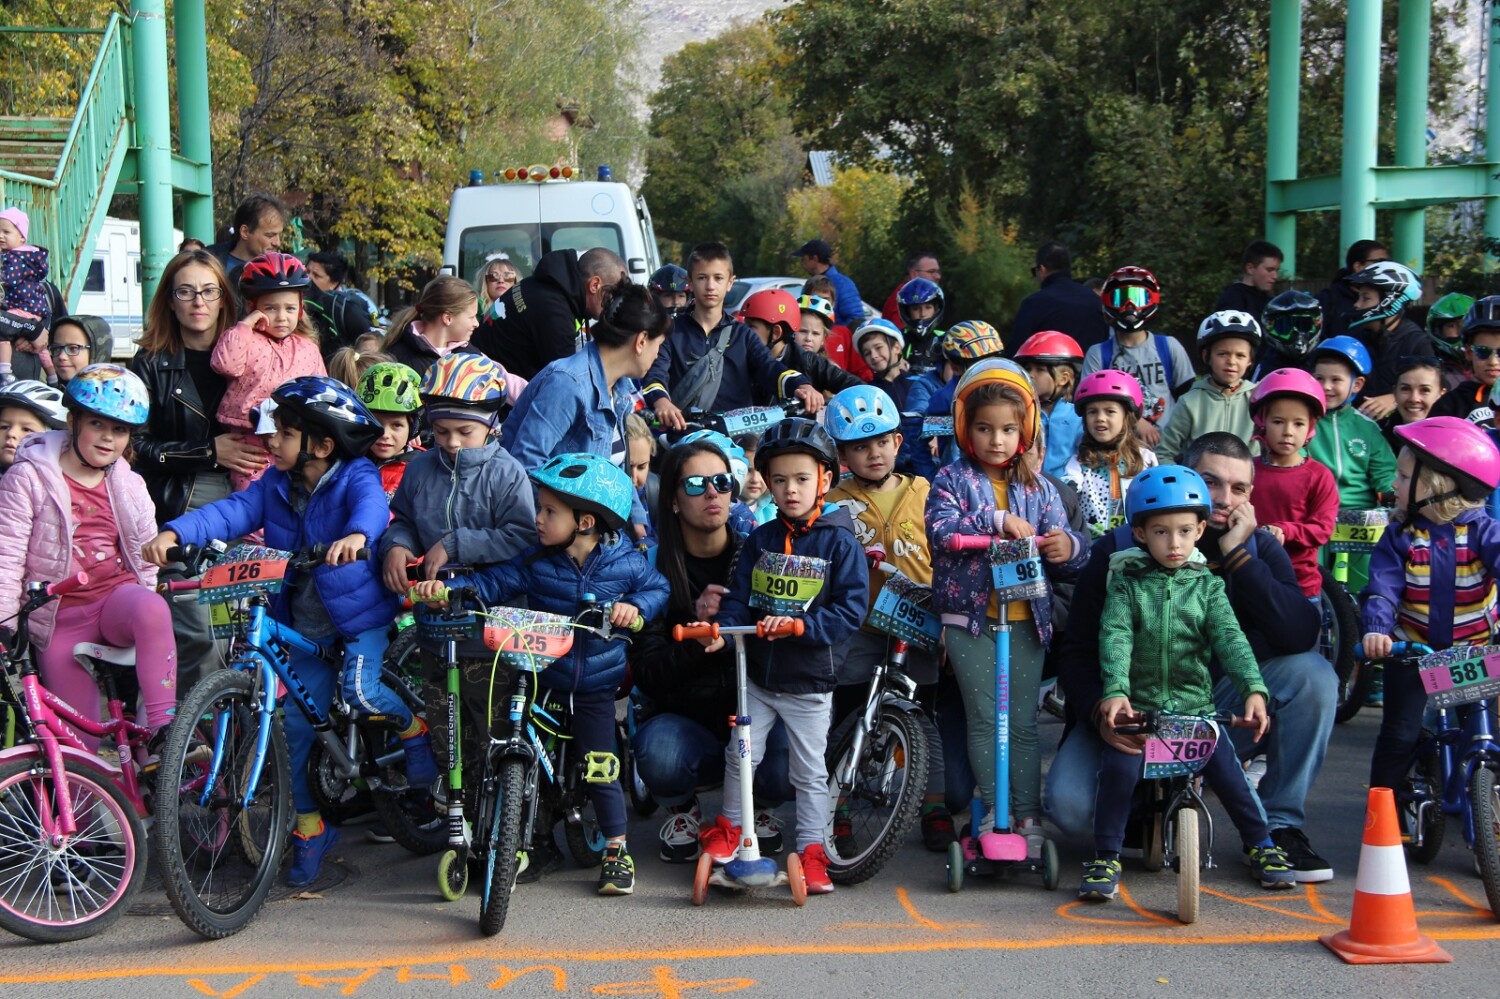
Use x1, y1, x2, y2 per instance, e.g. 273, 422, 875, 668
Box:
395, 965, 472, 986
1056, 883, 1175, 927
186, 975, 266, 998
831, 887, 980, 932
590, 965, 754, 998
487, 966, 568, 991
1198, 886, 1342, 925
1427, 876, 1496, 916
294, 967, 381, 995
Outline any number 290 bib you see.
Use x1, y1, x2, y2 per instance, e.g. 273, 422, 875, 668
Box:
750, 552, 828, 615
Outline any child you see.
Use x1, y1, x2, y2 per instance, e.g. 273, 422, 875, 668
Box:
1363, 417, 1500, 794
1081, 266, 1194, 446
853, 318, 931, 479
925, 321, 1007, 468
739, 288, 862, 397
1014, 331, 1084, 478
380, 276, 481, 378
1062, 369, 1158, 538
695, 418, 869, 894
647, 264, 691, 317
144, 375, 435, 887
327, 345, 393, 388
212, 253, 327, 490
0, 207, 51, 386
1344, 261, 1430, 413
1432, 295, 1500, 424
823, 385, 952, 849
1247, 368, 1339, 598
1254, 290, 1323, 380
925, 359, 1088, 856
624, 412, 658, 542
895, 277, 946, 366
414, 453, 670, 895
804, 274, 874, 382
47, 316, 113, 386
1378, 357, 1445, 456
1155, 311, 1260, 464
1425, 292, 1475, 391
795, 294, 835, 359
733, 432, 778, 526
1082, 464, 1294, 900
354, 361, 424, 497
0, 379, 66, 471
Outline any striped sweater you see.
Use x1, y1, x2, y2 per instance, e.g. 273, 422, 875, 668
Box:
1361, 508, 1500, 650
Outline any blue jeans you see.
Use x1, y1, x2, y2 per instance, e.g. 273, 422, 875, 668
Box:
633, 712, 791, 809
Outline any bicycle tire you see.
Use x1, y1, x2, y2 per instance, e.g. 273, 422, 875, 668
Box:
824, 705, 929, 885
1470, 763, 1500, 919
366, 667, 445, 856
564, 800, 607, 869
154, 669, 293, 940
479, 758, 526, 937
384, 626, 422, 686
0, 753, 145, 942
1400, 736, 1445, 865
1319, 567, 1366, 724
1175, 808, 1200, 925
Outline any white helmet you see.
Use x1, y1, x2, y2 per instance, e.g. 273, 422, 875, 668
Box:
1196, 310, 1263, 351
0, 379, 68, 429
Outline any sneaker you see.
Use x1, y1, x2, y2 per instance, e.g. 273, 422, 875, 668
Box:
921, 807, 956, 852
1078, 857, 1121, 900
1247, 843, 1297, 890
400, 730, 439, 787
699, 815, 740, 865
1270, 826, 1333, 883
658, 800, 702, 863
515, 837, 562, 884
754, 809, 783, 855
141, 727, 210, 776
831, 811, 857, 857
597, 844, 635, 896
286, 824, 340, 887
366, 819, 395, 844
1017, 815, 1046, 860
49, 854, 93, 896
1243, 755, 1269, 791
800, 842, 834, 894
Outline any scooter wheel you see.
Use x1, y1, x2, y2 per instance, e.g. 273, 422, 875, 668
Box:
691, 851, 713, 907
1041, 838, 1060, 891
437, 848, 468, 901
786, 850, 807, 907
946, 840, 965, 893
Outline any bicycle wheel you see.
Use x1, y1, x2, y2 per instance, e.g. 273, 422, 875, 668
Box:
1470, 763, 1500, 918
154, 669, 293, 939
478, 758, 525, 937
1175, 808, 1200, 925
366, 667, 445, 856
1319, 567, 1366, 724
620, 719, 657, 819
384, 626, 422, 686
564, 799, 607, 868
823, 705, 929, 885
1400, 737, 1445, 865
0, 753, 145, 942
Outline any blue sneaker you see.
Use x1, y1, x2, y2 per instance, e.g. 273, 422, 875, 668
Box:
401, 733, 438, 787
287, 824, 340, 887
1078, 857, 1121, 901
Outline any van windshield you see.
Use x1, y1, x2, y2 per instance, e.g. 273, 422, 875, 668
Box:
458, 223, 624, 286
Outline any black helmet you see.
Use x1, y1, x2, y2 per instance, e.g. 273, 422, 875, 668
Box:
1262, 290, 1323, 358
753, 417, 838, 475
1463, 296, 1500, 341
648, 264, 688, 295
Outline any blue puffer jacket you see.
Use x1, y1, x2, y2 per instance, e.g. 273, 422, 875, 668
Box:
167, 458, 398, 638
453, 534, 671, 693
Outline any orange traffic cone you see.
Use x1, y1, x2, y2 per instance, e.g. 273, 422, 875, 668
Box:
1320, 787, 1452, 964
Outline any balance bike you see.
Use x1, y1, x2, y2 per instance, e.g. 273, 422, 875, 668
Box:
1326, 508, 1387, 722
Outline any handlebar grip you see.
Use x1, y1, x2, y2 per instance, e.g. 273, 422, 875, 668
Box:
947, 534, 994, 552
163, 579, 202, 593
354, 547, 370, 561
46, 572, 89, 598
673, 623, 719, 642
758, 618, 804, 639
407, 585, 450, 605
628, 616, 644, 633
165, 544, 198, 565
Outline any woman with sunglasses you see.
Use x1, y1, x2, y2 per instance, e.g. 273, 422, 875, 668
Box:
629, 438, 794, 864
46, 315, 113, 384
474, 255, 520, 319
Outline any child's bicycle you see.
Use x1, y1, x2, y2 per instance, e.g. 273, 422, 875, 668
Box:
0, 571, 151, 942
1324, 508, 1388, 723
822, 551, 933, 885
152, 542, 435, 939
1372, 641, 1500, 917
654, 399, 806, 445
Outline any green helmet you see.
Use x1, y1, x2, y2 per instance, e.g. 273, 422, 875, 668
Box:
1427, 292, 1476, 362
356, 362, 423, 414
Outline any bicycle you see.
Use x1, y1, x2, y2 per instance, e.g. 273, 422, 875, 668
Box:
153, 542, 434, 939
652, 399, 806, 445
0, 571, 149, 942
1324, 508, 1388, 723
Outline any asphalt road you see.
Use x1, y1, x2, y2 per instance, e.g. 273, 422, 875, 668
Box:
3, 708, 1499, 999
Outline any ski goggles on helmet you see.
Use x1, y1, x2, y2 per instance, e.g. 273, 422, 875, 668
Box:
681, 473, 734, 497
1107, 285, 1158, 310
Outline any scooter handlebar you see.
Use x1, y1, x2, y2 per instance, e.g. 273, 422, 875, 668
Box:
672, 619, 804, 641
673, 622, 719, 642
758, 618, 804, 639
46, 572, 89, 598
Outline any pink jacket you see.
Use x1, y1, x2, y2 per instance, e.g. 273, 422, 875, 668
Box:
210, 320, 326, 430
0, 432, 159, 651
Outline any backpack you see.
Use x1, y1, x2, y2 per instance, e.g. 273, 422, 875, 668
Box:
306, 287, 375, 351
671, 322, 735, 413
1100, 333, 1176, 388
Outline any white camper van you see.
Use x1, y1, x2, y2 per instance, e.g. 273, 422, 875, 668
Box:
74, 216, 183, 358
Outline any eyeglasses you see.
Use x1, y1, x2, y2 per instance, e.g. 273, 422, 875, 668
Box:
681, 473, 734, 496
47, 343, 88, 357
1470, 345, 1500, 360
172, 285, 223, 302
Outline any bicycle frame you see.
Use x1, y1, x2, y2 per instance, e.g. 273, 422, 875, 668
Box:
1425, 699, 1500, 847
837, 639, 919, 790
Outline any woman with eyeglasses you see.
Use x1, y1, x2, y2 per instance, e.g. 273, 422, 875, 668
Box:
47, 315, 113, 384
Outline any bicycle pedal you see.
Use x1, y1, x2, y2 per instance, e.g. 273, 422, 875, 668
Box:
583, 751, 620, 784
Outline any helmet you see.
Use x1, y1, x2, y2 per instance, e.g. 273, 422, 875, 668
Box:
418, 353, 508, 411
0, 379, 67, 429
1311, 335, 1373, 377
647, 264, 689, 296
825, 385, 901, 443
1462, 296, 1500, 341
1427, 292, 1475, 360
940, 320, 1004, 363
737, 288, 800, 335
851, 318, 904, 357
238, 251, 311, 301
271, 375, 383, 457
1262, 290, 1323, 358
1125, 465, 1210, 526
1196, 310, 1263, 352
63, 364, 149, 427
1072, 368, 1145, 418
1101, 266, 1161, 332
530, 452, 635, 532
797, 295, 835, 329
1346, 261, 1420, 331
1250, 367, 1327, 442
1014, 331, 1084, 367
952, 358, 1040, 461
1395, 416, 1500, 501
754, 417, 839, 475
674, 429, 748, 491
896, 278, 945, 335
356, 362, 423, 414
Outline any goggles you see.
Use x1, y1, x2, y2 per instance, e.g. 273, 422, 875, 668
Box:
1106, 285, 1158, 310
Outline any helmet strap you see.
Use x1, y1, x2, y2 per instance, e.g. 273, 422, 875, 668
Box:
1408, 460, 1464, 519
68, 427, 116, 472
779, 485, 827, 554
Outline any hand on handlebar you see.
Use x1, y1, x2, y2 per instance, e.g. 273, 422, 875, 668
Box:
1239, 692, 1270, 743
141, 530, 179, 567
325, 533, 367, 566
759, 615, 799, 641
653, 397, 686, 431
609, 600, 641, 629
1036, 528, 1072, 564
1362, 632, 1393, 660
683, 620, 725, 653
793, 385, 823, 414
409, 579, 451, 607
999, 513, 1035, 540
1097, 696, 1145, 755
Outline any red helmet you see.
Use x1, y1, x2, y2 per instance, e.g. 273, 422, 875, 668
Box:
239, 252, 311, 301
1014, 330, 1084, 366
1101, 266, 1161, 332
737, 288, 801, 335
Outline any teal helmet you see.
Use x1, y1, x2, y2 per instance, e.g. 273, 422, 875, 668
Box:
531, 452, 635, 532
63, 363, 150, 427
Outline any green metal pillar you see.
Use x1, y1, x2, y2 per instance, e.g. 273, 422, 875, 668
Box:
1341, 0, 1382, 254
1488, 2, 1500, 271
130, 0, 175, 308
174, 0, 214, 243
1393, 0, 1430, 273
1266, 0, 1301, 278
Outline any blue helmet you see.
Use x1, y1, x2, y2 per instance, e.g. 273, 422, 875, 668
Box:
271, 375, 383, 457
675, 429, 749, 491
896, 278, 945, 334
825, 385, 901, 443
531, 452, 635, 532
1125, 465, 1210, 527
63, 363, 150, 427
1311, 335, 1373, 377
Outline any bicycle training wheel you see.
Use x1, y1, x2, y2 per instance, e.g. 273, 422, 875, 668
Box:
1399, 736, 1445, 865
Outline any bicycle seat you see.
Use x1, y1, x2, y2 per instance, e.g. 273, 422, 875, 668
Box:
72, 642, 137, 670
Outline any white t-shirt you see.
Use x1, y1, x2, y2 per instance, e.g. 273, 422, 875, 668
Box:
1081, 333, 1195, 426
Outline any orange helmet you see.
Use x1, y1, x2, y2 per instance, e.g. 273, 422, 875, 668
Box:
952, 358, 1041, 462
737, 288, 801, 335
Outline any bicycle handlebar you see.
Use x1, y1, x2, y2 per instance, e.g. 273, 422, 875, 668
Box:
1113, 709, 1245, 735
947, 533, 996, 552
45, 572, 89, 598
672, 619, 804, 641
169, 542, 369, 573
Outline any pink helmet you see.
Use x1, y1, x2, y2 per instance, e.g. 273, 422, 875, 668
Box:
1073, 369, 1144, 417
1394, 416, 1500, 501
1250, 367, 1326, 443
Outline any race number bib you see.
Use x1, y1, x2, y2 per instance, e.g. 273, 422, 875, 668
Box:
921, 416, 954, 440
750, 552, 828, 615
484, 607, 576, 670
198, 545, 290, 603
1327, 509, 1389, 554
987, 537, 1046, 604
721, 406, 785, 436
867, 574, 941, 652
1141, 716, 1221, 780
1418, 645, 1500, 708
1105, 497, 1127, 530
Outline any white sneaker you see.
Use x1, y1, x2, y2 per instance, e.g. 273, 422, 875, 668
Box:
1244, 755, 1268, 791
658, 799, 701, 863
754, 809, 784, 855
1017, 816, 1047, 860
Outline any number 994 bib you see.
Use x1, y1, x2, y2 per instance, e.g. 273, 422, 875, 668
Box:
750, 551, 829, 615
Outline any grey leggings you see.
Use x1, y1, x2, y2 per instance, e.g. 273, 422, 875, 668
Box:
944, 620, 1045, 824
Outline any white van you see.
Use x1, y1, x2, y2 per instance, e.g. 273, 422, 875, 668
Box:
442, 169, 660, 286
74, 216, 183, 358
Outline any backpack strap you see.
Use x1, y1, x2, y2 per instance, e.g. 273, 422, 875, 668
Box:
1100, 337, 1113, 370
1154, 334, 1176, 388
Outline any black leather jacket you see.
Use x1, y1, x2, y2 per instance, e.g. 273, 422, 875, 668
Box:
129, 347, 223, 523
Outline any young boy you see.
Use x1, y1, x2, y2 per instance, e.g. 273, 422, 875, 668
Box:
1247, 369, 1340, 598
355, 361, 424, 497
854, 318, 933, 479
805, 274, 873, 382
796, 294, 835, 359
1082, 464, 1293, 900
1344, 261, 1431, 417
739, 288, 862, 398
1155, 311, 1260, 464
413, 453, 670, 896
1015, 331, 1085, 478
1378, 357, 1445, 456
694, 418, 868, 894
1212, 240, 1282, 319
1255, 290, 1323, 380
0, 380, 65, 471
1425, 292, 1475, 391
1432, 295, 1500, 425
895, 277, 946, 366
925, 320, 1007, 467
1081, 266, 1194, 446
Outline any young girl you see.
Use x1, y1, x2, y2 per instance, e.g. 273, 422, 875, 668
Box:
624, 413, 657, 542
926, 358, 1088, 853
327, 345, 393, 389
381, 276, 482, 378
1363, 417, 1500, 793
212, 253, 327, 490
355, 361, 424, 497
1062, 369, 1158, 538
1014, 331, 1084, 478
0, 366, 177, 758
0, 207, 51, 386
733, 432, 778, 527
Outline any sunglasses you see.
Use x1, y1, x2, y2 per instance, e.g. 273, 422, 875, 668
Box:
1471, 345, 1500, 360
681, 473, 733, 496
47, 343, 88, 356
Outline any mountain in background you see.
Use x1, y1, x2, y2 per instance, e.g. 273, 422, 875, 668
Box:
635, 0, 782, 92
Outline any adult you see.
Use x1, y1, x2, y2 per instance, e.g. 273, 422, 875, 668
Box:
470, 247, 627, 380
792, 239, 864, 330
1213, 240, 1282, 318
630, 439, 792, 861
1046, 432, 1336, 882
206, 193, 287, 290
305, 251, 377, 355
47, 315, 112, 382
1315, 239, 1390, 341
473, 254, 520, 319
881, 251, 942, 325
1010, 241, 1110, 353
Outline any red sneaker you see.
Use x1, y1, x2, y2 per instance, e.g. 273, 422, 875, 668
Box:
800, 843, 834, 894
699, 815, 741, 865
